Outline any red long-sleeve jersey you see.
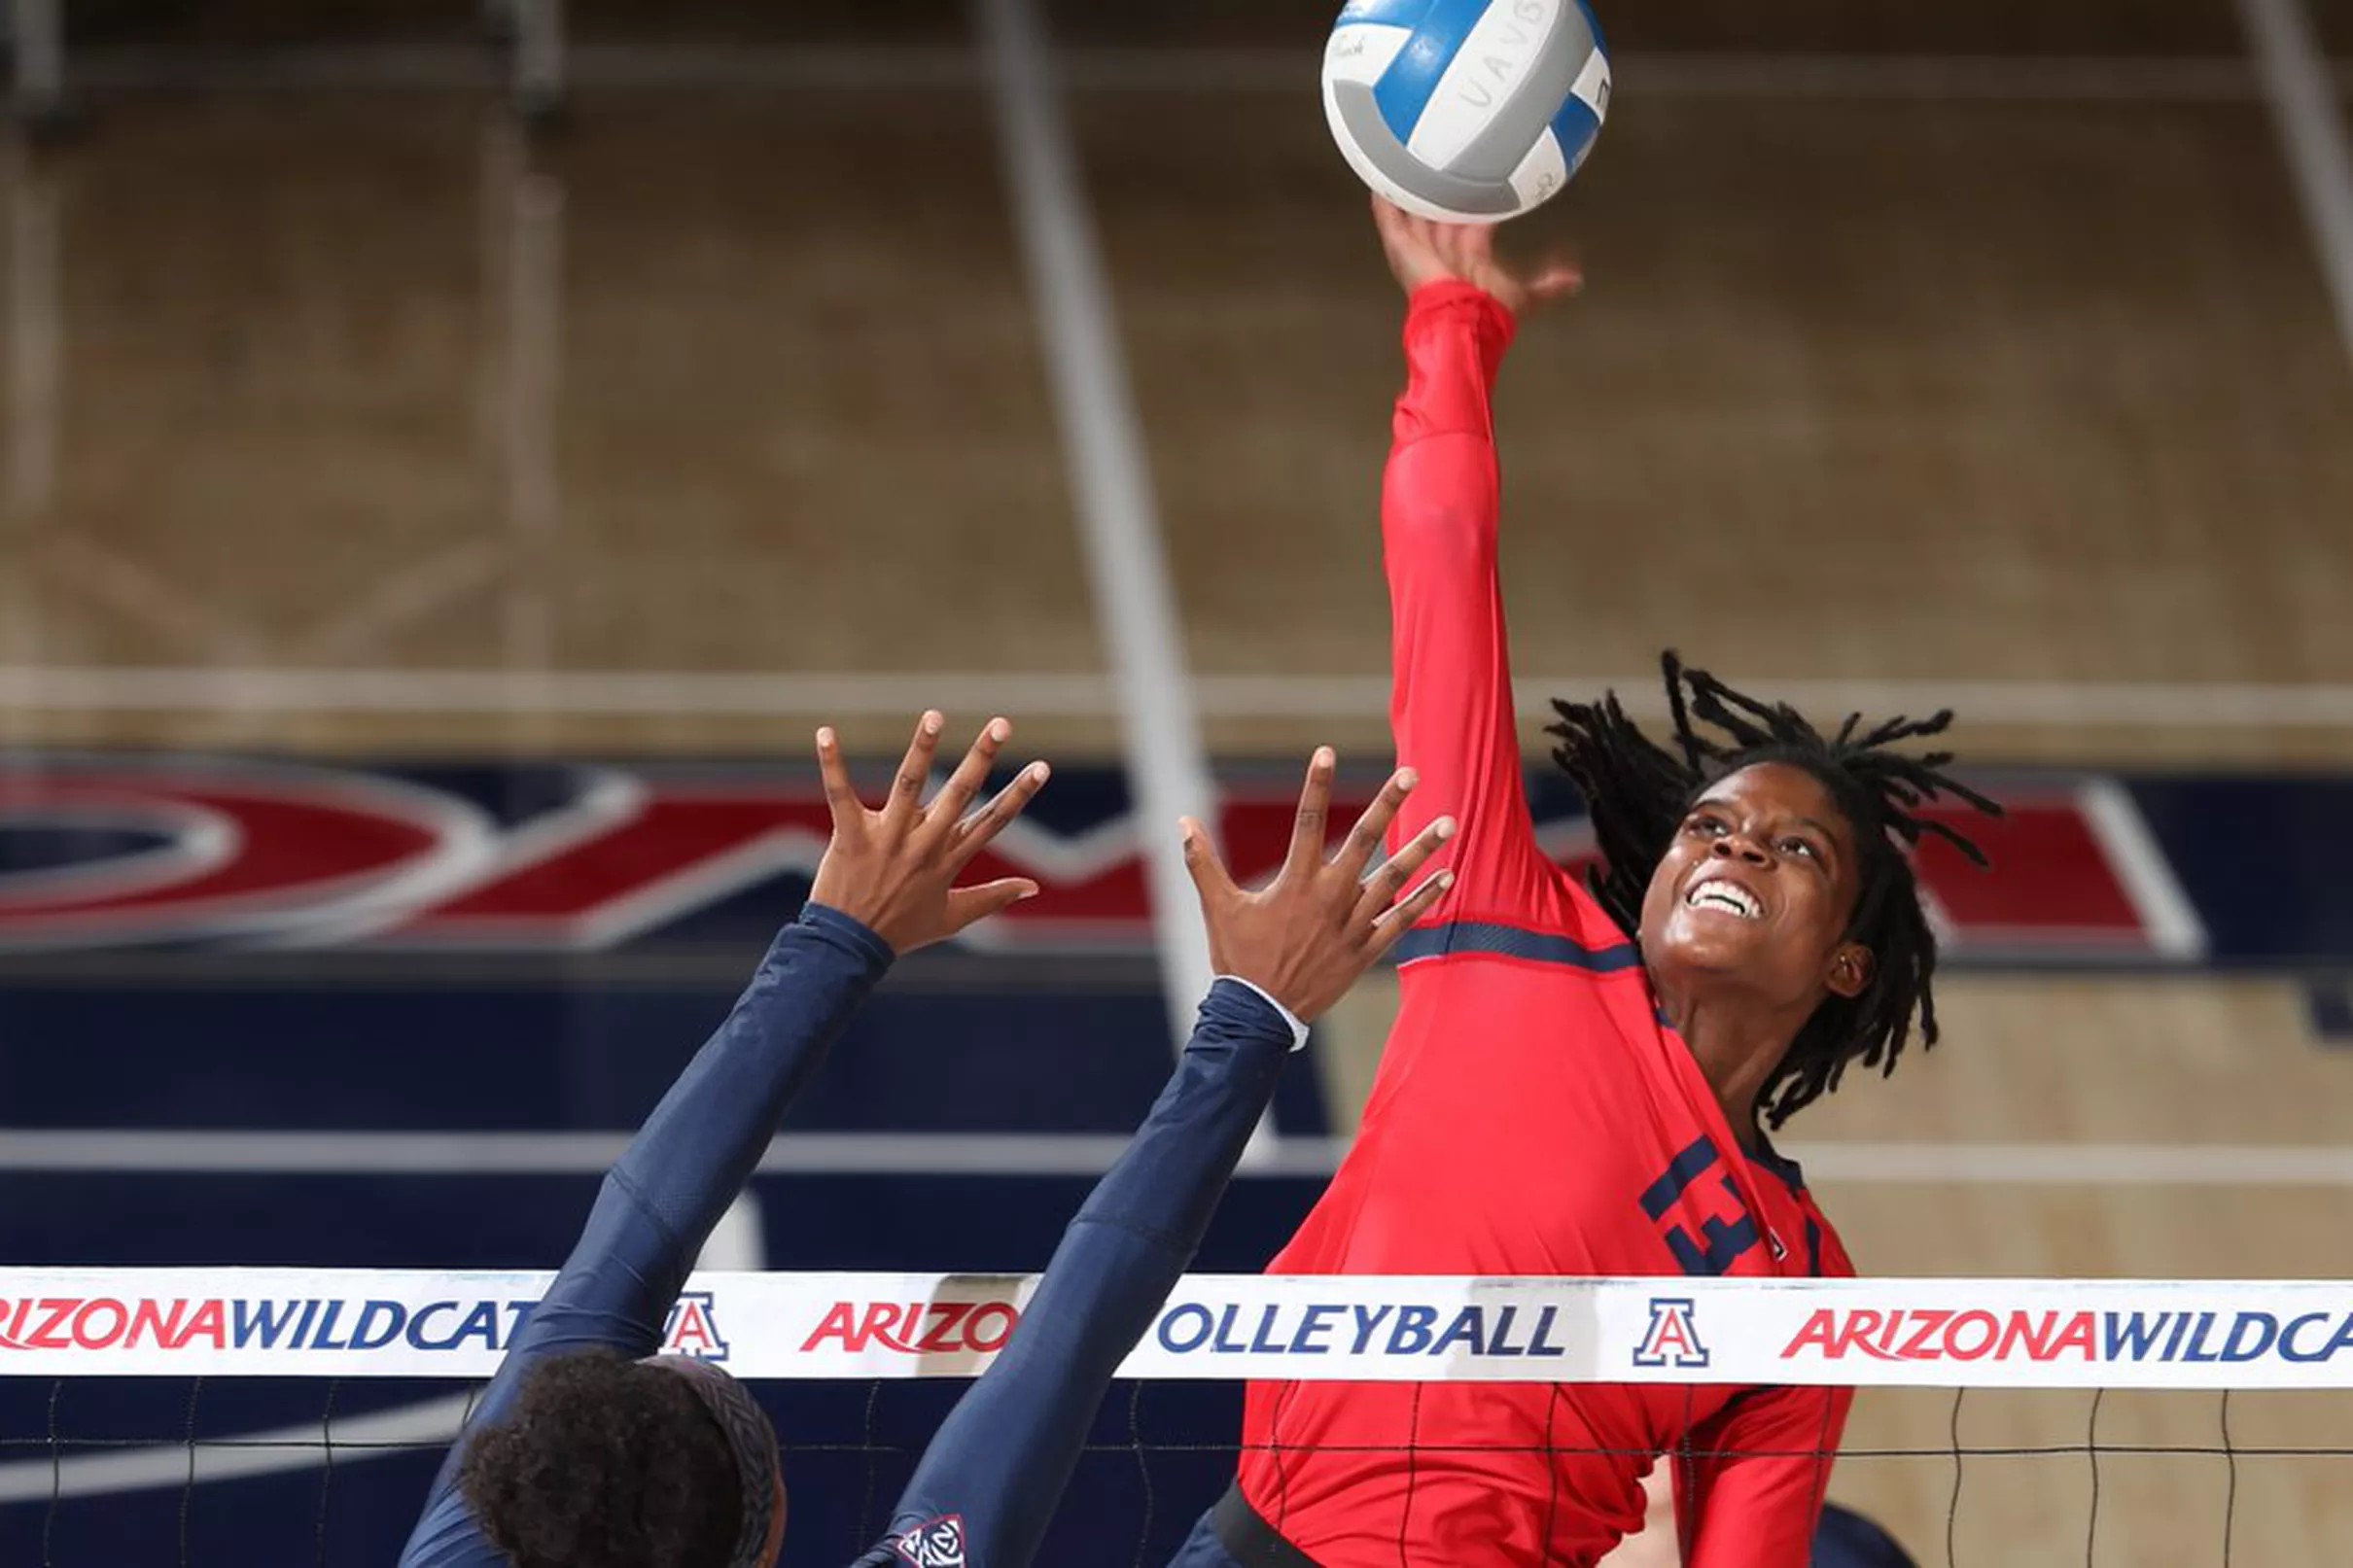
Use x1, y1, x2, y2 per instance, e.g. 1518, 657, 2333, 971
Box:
1231, 282, 1854, 1568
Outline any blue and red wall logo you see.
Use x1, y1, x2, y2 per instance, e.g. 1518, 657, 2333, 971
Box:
10, 752, 2337, 966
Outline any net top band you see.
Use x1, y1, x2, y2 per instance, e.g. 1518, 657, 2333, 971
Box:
0, 1269, 2347, 1391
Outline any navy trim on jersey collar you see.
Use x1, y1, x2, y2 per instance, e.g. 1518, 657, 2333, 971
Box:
1391, 921, 1643, 972
1748, 1133, 1808, 1198
1392, 919, 1812, 1198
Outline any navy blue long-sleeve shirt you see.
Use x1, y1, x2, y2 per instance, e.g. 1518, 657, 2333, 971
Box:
402, 901, 1299, 1568
855, 979, 1294, 1568
400, 905, 895, 1567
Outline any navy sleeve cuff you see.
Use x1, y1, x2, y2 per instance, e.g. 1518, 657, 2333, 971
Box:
799, 902, 897, 974
1212, 977, 1311, 1051
1199, 976, 1305, 1052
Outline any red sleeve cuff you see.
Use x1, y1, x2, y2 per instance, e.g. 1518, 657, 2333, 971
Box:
1405, 279, 1518, 358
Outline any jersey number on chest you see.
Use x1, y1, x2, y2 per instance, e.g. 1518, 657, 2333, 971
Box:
1637, 1136, 1775, 1276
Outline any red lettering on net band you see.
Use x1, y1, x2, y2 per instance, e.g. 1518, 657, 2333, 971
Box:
800, 1300, 1026, 1357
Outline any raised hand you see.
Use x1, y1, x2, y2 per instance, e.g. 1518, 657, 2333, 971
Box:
808, 712, 1051, 955
1180, 748, 1457, 1024
1372, 194, 1582, 317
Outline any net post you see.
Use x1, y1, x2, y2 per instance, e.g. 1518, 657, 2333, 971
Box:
3, 126, 59, 749
9, 0, 68, 141
511, 0, 565, 127
482, 107, 564, 724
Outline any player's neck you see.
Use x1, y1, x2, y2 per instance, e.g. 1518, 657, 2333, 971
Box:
1656, 986, 1808, 1154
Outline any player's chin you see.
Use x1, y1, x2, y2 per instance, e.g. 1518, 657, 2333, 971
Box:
1652, 908, 1776, 975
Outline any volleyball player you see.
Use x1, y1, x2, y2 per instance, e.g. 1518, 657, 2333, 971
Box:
400, 712, 1457, 1568
1170, 201, 2002, 1568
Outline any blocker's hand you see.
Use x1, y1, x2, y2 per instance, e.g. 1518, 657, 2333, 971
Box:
1181, 748, 1456, 1024
1372, 194, 1582, 317
809, 712, 1050, 955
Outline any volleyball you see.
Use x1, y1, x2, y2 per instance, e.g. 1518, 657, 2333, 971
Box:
1321, 0, 1611, 225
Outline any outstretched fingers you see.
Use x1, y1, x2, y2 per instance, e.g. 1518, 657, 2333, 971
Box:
814, 726, 862, 830
942, 876, 1042, 936
804, 708, 1054, 955
951, 759, 1051, 869
927, 716, 1011, 836
1365, 866, 1456, 959
1447, 219, 1497, 270
1331, 766, 1419, 885
1282, 747, 1338, 876
1180, 816, 1240, 909
1527, 255, 1585, 305
1352, 814, 1457, 939
885, 710, 946, 825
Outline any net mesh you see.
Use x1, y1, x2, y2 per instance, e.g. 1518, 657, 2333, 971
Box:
1, 1269, 2346, 1565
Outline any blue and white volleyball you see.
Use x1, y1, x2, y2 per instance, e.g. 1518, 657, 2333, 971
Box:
1322, 0, 1611, 224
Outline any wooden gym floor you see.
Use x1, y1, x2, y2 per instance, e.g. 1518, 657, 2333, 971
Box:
3, 0, 2352, 1559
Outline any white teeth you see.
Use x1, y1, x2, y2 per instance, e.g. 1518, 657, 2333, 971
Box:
1685, 878, 1761, 920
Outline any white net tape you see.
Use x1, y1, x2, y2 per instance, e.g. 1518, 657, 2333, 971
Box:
0, 1270, 2345, 1389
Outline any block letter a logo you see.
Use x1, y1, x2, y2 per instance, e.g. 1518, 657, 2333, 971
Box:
1633, 1297, 1709, 1369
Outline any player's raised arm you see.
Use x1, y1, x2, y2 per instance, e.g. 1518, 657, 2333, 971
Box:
511, 713, 1049, 1365
401, 713, 1048, 1568
860, 750, 1457, 1568
1372, 197, 1582, 929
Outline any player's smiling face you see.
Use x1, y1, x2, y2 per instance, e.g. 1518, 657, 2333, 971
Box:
1637, 762, 1874, 1011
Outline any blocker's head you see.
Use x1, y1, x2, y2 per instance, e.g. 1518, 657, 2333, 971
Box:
460, 1349, 787, 1568
1549, 653, 2003, 1130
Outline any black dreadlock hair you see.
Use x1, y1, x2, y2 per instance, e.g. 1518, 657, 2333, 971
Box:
1547, 652, 2003, 1132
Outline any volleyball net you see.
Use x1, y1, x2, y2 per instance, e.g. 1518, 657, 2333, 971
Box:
3, 1267, 2347, 1564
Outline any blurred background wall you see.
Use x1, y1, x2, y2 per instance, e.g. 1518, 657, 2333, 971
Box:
1, 1, 2352, 1561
